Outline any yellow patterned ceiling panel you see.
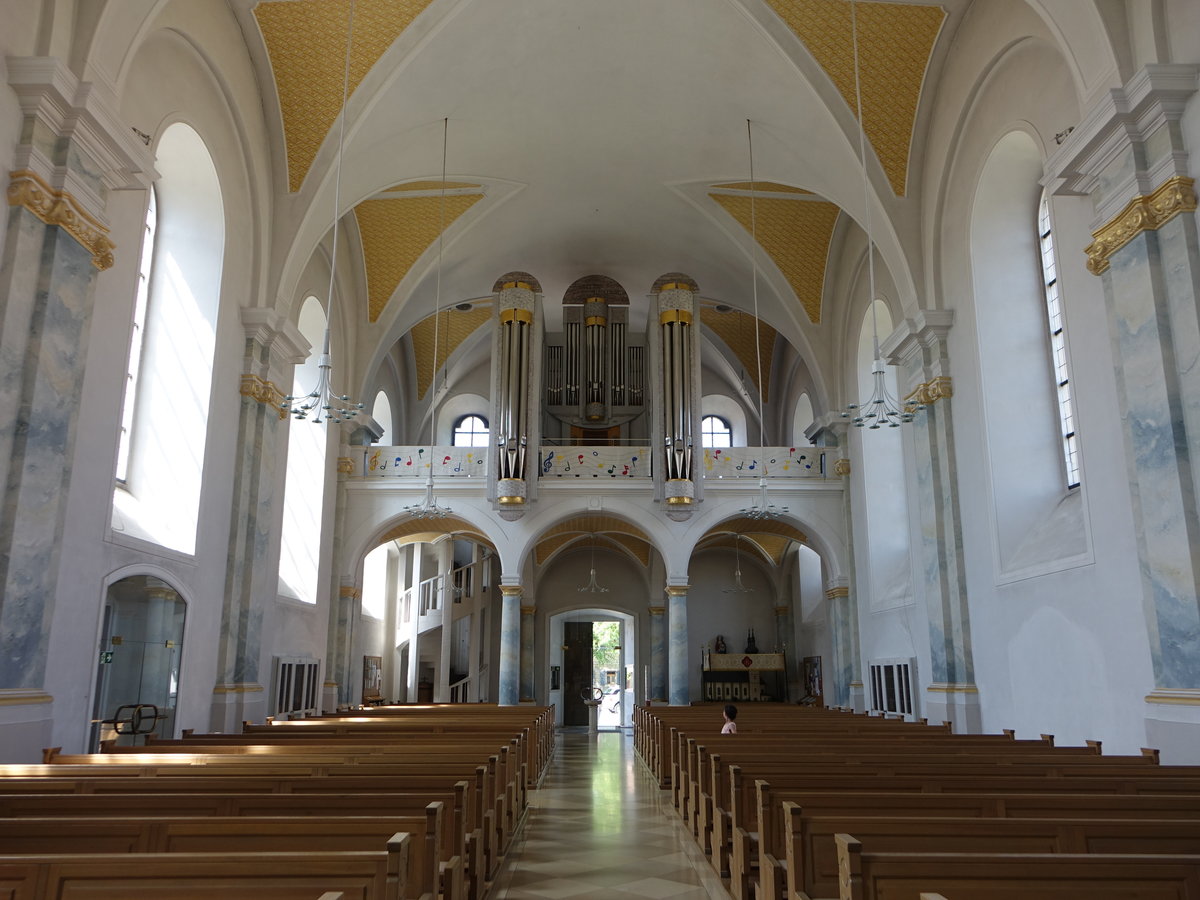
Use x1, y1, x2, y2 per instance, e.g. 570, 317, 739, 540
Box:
765, 0, 945, 196
409, 306, 493, 399
255, 0, 437, 193
539, 515, 652, 544
387, 181, 482, 192
713, 181, 812, 194
534, 533, 650, 568
354, 193, 483, 323
703, 516, 809, 545
700, 306, 777, 402
710, 193, 840, 324
697, 533, 782, 566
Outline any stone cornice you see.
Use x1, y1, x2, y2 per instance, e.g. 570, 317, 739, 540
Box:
8, 168, 115, 269
1085, 176, 1197, 275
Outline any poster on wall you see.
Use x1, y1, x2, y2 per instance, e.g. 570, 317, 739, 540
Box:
362, 655, 383, 703
803, 656, 823, 707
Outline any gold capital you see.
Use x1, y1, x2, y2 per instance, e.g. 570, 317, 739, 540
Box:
339, 586, 361, 599
825, 586, 849, 599
500, 585, 524, 599
337, 457, 355, 475
905, 376, 953, 408
8, 169, 115, 269
240, 374, 288, 419
1086, 175, 1197, 275
665, 585, 688, 597
647, 606, 666, 615
832, 458, 851, 477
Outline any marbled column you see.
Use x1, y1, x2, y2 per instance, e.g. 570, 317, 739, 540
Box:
826, 421, 865, 712
666, 585, 690, 706
519, 604, 536, 702
1098, 208, 1200, 691
826, 583, 856, 709
891, 312, 979, 730
0, 59, 145, 702
497, 584, 522, 706
211, 309, 307, 730
648, 605, 667, 703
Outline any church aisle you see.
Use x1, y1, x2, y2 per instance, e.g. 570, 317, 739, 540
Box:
491, 729, 733, 899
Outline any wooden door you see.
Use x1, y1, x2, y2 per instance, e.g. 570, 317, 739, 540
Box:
562, 621, 593, 726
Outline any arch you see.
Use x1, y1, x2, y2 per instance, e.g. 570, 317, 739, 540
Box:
372, 390, 394, 444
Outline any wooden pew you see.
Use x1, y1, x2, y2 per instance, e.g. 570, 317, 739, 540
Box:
773, 812, 1200, 899
0, 838, 410, 900
0, 811, 445, 900
834, 833, 1200, 900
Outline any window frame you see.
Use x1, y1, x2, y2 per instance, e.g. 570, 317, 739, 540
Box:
1037, 195, 1080, 489
700, 415, 732, 448
452, 414, 490, 447
115, 186, 158, 484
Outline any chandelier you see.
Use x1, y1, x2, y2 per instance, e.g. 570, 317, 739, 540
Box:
738, 121, 788, 520
282, 0, 363, 425
841, 0, 918, 429
722, 535, 755, 594
577, 536, 610, 593
404, 117, 454, 519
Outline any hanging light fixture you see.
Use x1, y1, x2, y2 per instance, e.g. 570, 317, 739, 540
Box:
404, 118, 454, 520
722, 534, 755, 594
282, 0, 364, 425
739, 119, 789, 521
841, 0, 919, 429
577, 535, 610, 593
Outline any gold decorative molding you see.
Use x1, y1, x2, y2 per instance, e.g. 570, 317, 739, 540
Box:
500, 308, 534, 325
905, 375, 953, 408
520, 605, 536, 615
648, 606, 665, 615
774, 606, 790, 615
339, 586, 361, 599
927, 682, 979, 694
500, 585, 524, 598
710, 192, 839, 324
7, 169, 115, 270
666, 496, 693, 505
1145, 688, 1200, 706
833, 457, 851, 477
337, 457, 356, 475
0, 690, 53, 706
497, 496, 526, 506
1086, 176, 1197, 275
665, 585, 689, 597
212, 683, 264, 694
825, 586, 849, 599
239, 374, 288, 419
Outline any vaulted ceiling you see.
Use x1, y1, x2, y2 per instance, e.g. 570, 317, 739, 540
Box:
242, 0, 959, 405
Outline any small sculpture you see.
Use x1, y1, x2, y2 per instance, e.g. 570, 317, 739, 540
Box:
745, 628, 758, 654
714, 634, 727, 654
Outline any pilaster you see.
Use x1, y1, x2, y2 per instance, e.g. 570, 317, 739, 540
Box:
212, 307, 308, 728
889, 310, 979, 732
0, 58, 148, 722
648, 605, 667, 703
1048, 64, 1200, 759
519, 604, 536, 702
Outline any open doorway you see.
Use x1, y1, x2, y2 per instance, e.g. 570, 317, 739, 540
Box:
550, 608, 635, 729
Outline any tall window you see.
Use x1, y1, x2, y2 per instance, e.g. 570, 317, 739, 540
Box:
1038, 196, 1080, 488
115, 187, 158, 483
372, 391, 393, 444
701, 415, 732, 448
452, 415, 489, 447
278, 297, 330, 604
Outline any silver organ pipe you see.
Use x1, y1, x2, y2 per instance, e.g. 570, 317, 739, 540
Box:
657, 280, 696, 513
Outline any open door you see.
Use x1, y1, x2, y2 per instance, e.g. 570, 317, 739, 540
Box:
562, 621, 593, 726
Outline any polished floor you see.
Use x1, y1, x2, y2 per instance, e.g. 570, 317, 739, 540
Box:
491, 729, 732, 899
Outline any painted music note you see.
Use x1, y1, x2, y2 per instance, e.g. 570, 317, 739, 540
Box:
369, 450, 380, 471
405, 455, 413, 466
621, 464, 629, 476
543, 451, 554, 473
577, 454, 584, 464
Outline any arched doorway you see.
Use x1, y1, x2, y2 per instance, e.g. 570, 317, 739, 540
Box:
90, 575, 186, 750
549, 608, 636, 729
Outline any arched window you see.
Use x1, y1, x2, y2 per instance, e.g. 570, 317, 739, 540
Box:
278, 297, 330, 604
792, 392, 815, 447
111, 123, 224, 555
1038, 196, 1080, 488
116, 186, 157, 483
452, 415, 489, 447
701, 415, 732, 448
372, 390, 393, 444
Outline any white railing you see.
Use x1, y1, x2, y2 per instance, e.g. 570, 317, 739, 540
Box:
449, 675, 472, 703
701, 447, 826, 478
539, 446, 650, 478
362, 446, 486, 478
418, 574, 441, 616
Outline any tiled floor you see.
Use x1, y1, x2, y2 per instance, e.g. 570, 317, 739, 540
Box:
491, 729, 732, 899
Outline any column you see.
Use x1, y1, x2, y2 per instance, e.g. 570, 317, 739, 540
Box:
467, 545, 484, 701
1050, 65, 1200, 758
0, 59, 145, 759
890, 310, 978, 731
211, 308, 308, 731
497, 583, 522, 706
648, 605, 667, 704
823, 419, 866, 713
406, 545, 423, 704
666, 584, 690, 706
436, 540, 453, 702
519, 604, 536, 702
